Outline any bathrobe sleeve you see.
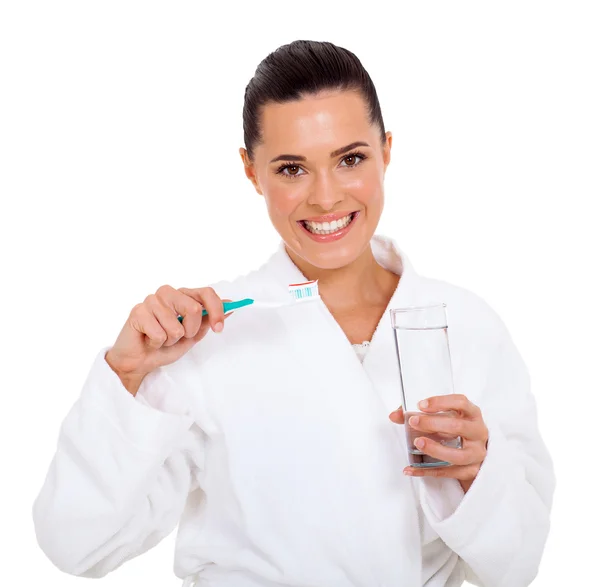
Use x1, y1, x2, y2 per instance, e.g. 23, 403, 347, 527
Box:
32, 347, 204, 578
418, 312, 556, 587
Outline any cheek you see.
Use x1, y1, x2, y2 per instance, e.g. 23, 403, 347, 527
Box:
261, 165, 384, 217
263, 180, 305, 217
341, 167, 384, 204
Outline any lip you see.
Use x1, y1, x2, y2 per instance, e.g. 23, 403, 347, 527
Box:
297, 211, 360, 243
300, 211, 357, 223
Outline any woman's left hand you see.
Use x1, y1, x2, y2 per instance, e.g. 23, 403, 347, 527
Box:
389, 394, 489, 493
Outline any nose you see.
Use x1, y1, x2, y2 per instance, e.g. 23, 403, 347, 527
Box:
306, 171, 344, 211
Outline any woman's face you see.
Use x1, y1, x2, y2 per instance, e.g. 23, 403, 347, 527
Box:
240, 90, 392, 271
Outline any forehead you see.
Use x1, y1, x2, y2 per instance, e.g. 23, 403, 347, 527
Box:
259, 91, 374, 155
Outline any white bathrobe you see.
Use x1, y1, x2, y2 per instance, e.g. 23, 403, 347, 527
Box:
32, 235, 555, 587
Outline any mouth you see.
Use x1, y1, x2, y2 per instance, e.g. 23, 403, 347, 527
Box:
297, 211, 360, 242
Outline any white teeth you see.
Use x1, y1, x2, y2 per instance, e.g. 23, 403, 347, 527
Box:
303, 213, 354, 235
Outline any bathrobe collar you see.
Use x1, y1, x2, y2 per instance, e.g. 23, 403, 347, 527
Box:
261, 233, 420, 305
257, 234, 423, 413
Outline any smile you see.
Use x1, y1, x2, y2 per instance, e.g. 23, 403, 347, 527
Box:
300, 212, 357, 235
297, 211, 360, 243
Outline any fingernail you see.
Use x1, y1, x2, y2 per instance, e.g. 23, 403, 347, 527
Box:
409, 416, 419, 426
415, 438, 425, 449
214, 322, 223, 333
419, 400, 429, 409
404, 468, 413, 476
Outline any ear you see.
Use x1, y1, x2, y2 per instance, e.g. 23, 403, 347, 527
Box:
382, 131, 393, 173
239, 148, 263, 196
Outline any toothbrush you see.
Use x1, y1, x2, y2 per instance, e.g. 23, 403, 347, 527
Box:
177, 280, 319, 323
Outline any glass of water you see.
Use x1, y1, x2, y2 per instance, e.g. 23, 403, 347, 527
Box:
390, 304, 462, 468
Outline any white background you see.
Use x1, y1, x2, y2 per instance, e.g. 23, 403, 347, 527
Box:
1, 1, 598, 585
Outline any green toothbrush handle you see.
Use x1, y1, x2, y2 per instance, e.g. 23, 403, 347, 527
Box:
177, 298, 254, 322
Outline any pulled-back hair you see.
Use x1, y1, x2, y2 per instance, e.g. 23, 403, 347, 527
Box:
243, 40, 386, 161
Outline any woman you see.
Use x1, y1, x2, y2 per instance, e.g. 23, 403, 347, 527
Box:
32, 40, 555, 587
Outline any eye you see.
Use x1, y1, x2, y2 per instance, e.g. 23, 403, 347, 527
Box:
277, 164, 306, 178
275, 150, 368, 180
282, 165, 304, 177
340, 153, 366, 167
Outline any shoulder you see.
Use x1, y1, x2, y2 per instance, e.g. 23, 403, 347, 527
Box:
414, 275, 511, 347
413, 277, 528, 401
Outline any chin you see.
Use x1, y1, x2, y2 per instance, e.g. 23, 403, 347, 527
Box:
285, 222, 377, 272
300, 247, 363, 270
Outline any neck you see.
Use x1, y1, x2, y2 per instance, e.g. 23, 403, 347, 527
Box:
285, 243, 400, 311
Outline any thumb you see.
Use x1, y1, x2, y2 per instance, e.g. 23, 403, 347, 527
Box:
190, 306, 236, 344
389, 405, 405, 424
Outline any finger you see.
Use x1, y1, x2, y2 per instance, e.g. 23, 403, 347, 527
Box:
404, 463, 481, 481
389, 406, 405, 424
190, 315, 212, 343
146, 296, 187, 346
189, 308, 234, 343
155, 285, 204, 338
130, 304, 168, 349
178, 287, 226, 333
417, 394, 481, 419
412, 436, 485, 467
407, 413, 484, 441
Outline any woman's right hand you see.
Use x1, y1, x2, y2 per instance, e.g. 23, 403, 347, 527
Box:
105, 285, 226, 395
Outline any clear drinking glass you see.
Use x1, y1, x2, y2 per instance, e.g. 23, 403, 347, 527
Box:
390, 304, 462, 468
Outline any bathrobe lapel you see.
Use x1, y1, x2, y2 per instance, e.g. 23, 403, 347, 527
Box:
264, 235, 423, 419
193, 236, 427, 585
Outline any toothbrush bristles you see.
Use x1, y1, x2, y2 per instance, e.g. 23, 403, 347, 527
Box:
288, 280, 319, 302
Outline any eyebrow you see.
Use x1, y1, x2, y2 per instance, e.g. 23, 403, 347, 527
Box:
269, 141, 371, 164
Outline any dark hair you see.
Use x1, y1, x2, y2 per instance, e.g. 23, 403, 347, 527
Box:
243, 40, 386, 161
